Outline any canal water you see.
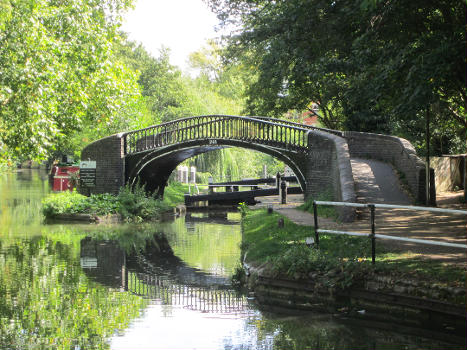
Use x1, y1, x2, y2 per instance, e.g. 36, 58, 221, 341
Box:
0, 170, 463, 349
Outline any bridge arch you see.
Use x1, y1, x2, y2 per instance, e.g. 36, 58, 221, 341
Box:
122, 115, 314, 196
80, 115, 357, 221
125, 139, 308, 196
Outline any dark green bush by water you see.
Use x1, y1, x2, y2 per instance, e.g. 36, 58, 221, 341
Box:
42, 182, 189, 222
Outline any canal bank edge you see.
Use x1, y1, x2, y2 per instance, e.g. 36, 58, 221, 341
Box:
243, 261, 466, 340
45, 206, 183, 224
239, 208, 466, 340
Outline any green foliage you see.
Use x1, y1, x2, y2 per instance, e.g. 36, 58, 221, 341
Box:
116, 184, 168, 222
186, 147, 284, 183
162, 181, 190, 206
241, 209, 370, 288
41, 191, 120, 217
0, 234, 147, 349
231, 264, 247, 287
270, 244, 336, 278
298, 191, 338, 220
41, 184, 172, 222
41, 191, 96, 217
237, 202, 249, 217
0, 0, 141, 162
208, 0, 467, 154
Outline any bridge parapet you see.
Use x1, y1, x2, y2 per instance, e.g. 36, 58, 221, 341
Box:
307, 130, 356, 222
344, 131, 427, 203
123, 115, 317, 155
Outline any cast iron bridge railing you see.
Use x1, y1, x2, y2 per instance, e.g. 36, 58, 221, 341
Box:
123, 115, 342, 156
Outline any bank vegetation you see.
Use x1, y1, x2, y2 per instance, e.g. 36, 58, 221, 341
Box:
42, 182, 188, 223
239, 208, 466, 305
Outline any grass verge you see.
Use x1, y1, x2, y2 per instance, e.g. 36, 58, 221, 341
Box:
242, 209, 466, 292
297, 191, 338, 220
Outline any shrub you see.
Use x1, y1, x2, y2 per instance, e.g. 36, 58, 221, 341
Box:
42, 191, 90, 218
117, 183, 169, 222
42, 184, 170, 221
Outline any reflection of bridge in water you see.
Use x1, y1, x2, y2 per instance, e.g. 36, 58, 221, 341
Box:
80, 236, 249, 314
127, 271, 248, 314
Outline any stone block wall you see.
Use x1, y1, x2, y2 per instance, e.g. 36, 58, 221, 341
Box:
306, 130, 356, 222
431, 156, 466, 192
79, 133, 125, 195
344, 131, 426, 203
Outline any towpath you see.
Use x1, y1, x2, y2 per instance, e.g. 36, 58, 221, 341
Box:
255, 158, 467, 265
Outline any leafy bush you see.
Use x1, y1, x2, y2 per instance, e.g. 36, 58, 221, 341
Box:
117, 183, 169, 222
42, 191, 92, 218
42, 184, 170, 222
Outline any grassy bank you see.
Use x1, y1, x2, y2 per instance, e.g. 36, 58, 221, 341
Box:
241, 208, 466, 293
42, 182, 189, 222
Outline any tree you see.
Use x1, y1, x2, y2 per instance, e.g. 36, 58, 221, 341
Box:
206, 0, 467, 153
206, 0, 358, 129
0, 0, 139, 162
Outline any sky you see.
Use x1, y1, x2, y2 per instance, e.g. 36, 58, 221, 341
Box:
121, 0, 221, 71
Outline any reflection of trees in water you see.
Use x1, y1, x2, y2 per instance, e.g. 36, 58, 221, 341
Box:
0, 235, 146, 349
80, 234, 248, 314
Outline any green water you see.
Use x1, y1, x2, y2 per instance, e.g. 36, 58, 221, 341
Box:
0, 170, 463, 350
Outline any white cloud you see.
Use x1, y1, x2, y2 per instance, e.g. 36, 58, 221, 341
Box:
121, 0, 220, 70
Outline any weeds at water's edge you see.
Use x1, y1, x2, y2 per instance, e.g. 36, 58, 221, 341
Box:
41, 182, 189, 222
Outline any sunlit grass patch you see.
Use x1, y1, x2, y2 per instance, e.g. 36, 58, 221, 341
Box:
242, 209, 466, 289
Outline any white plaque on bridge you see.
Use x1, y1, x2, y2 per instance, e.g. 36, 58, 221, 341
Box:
80, 161, 96, 169
80, 161, 96, 187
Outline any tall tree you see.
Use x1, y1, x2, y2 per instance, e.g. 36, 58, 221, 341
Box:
0, 0, 139, 162
206, 0, 467, 153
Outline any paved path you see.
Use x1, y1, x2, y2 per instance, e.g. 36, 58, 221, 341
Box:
350, 158, 411, 204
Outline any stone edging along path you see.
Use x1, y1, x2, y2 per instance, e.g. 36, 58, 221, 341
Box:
244, 257, 466, 342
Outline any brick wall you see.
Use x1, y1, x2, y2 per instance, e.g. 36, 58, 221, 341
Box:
79, 133, 125, 195
306, 130, 356, 222
344, 131, 426, 203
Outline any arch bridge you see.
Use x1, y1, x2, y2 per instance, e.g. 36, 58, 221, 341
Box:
80, 115, 428, 221
123, 115, 340, 195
